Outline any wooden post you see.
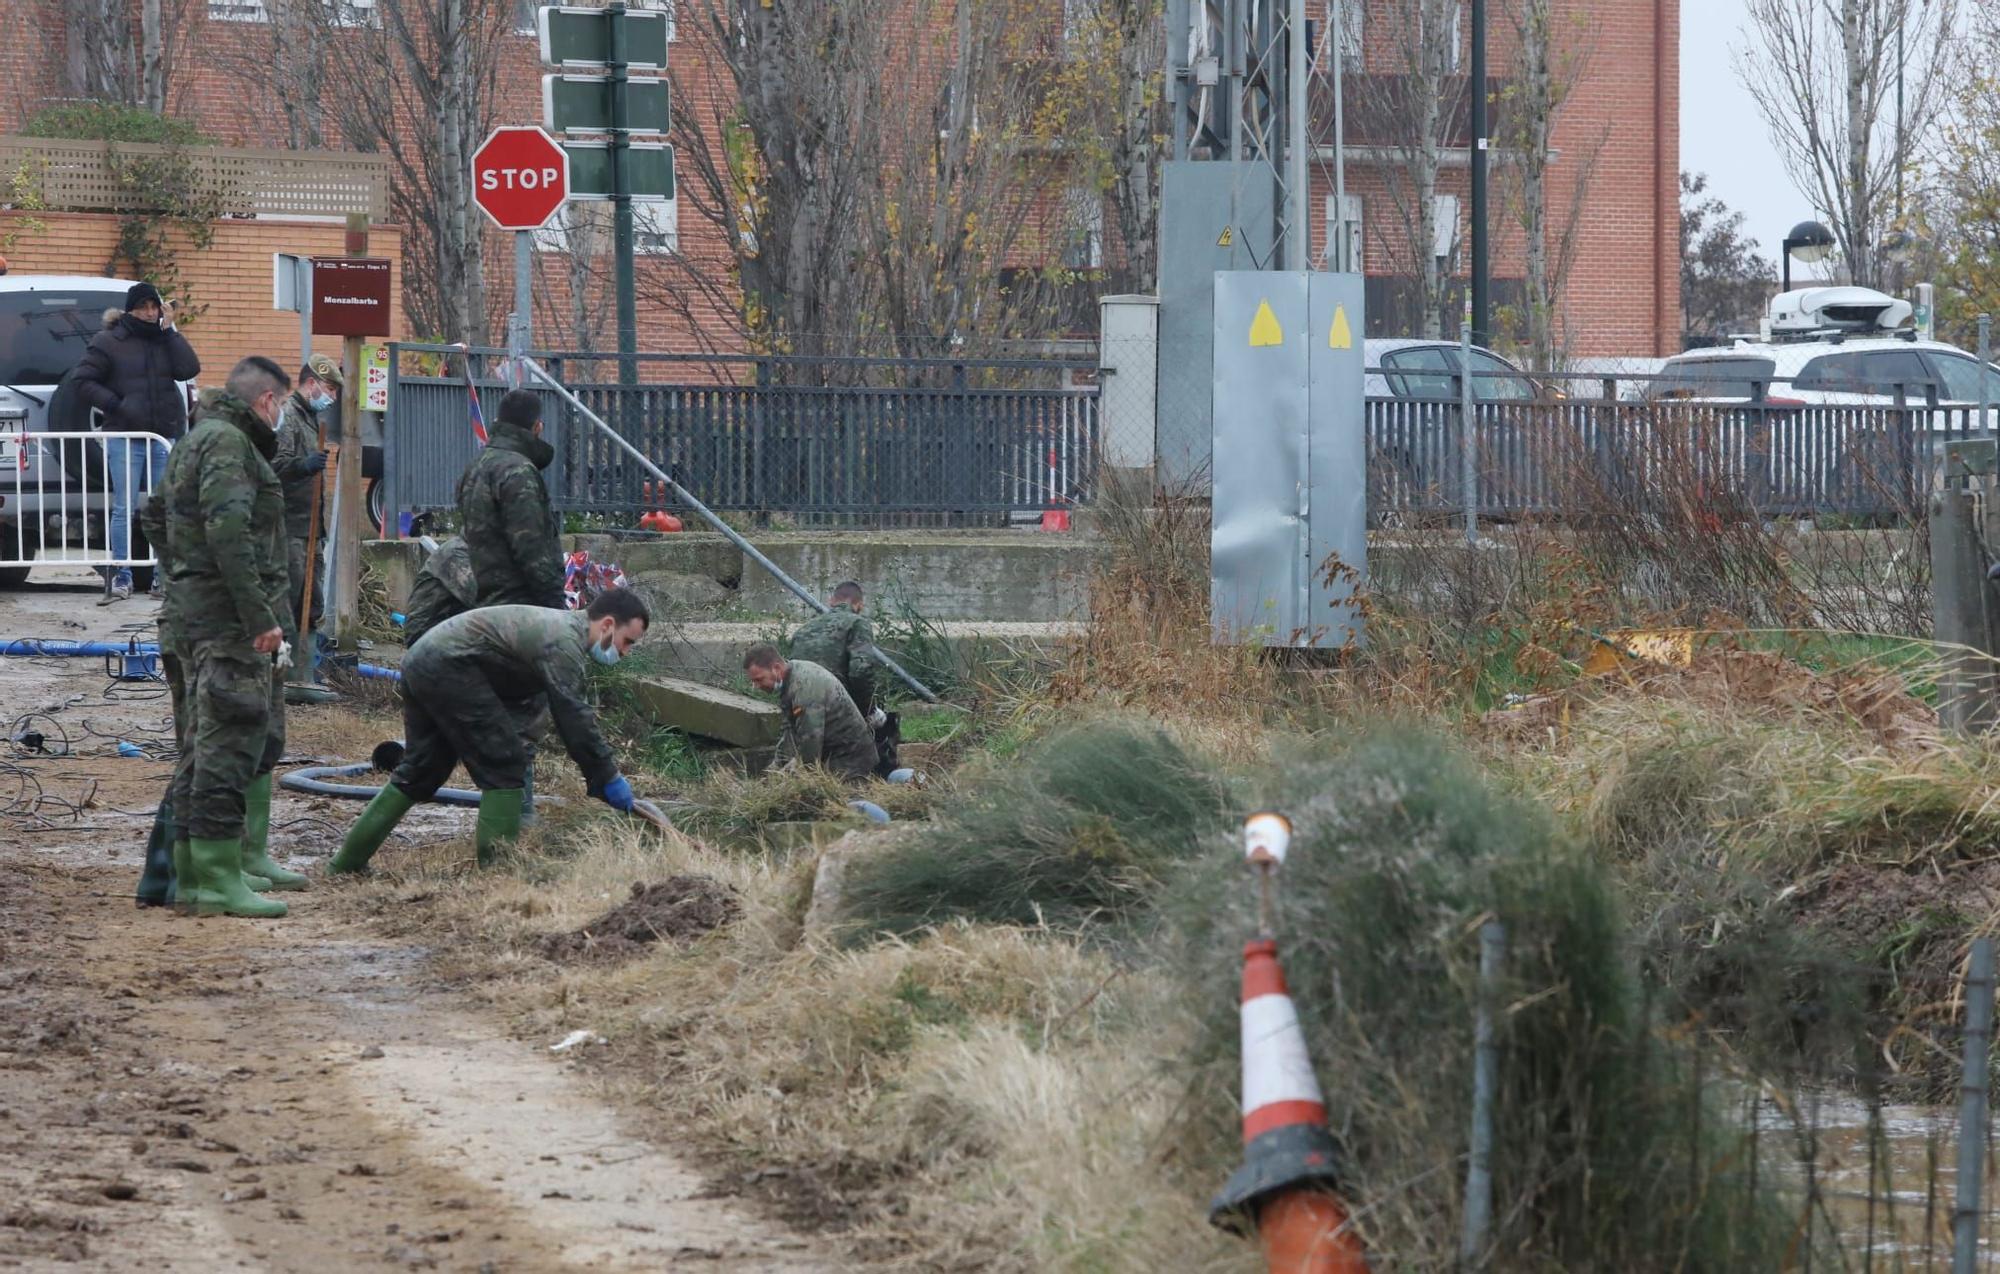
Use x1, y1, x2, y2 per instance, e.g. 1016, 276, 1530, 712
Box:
331, 213, 369, 657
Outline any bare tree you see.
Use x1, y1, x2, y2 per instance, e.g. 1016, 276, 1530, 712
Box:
141, 0, 165, 111
1737, 0, 1961, 290
1498, 0, 1605, 370
198, 0, 330, 148
322, 0, 510, 343
1035, 0, 1167, 292
63, 0, 138, 102
1349, 0, 1466, 338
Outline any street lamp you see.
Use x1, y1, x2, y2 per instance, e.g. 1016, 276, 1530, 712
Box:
1782, 220, 1836, 293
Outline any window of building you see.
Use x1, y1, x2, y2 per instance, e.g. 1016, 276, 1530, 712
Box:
323, 0, 379, 29
1331, 0, 1363, 70
1431, 194, 1459, 263
534, 200, 677, 256
1062, 186, 1104, 270
208, 0, 268, 21
1324, 192, 1362, 271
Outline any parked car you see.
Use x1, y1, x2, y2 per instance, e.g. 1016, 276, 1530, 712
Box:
1364, 339, 1561, 524
0, 273, 196, 586
1647, 287, 2000, 513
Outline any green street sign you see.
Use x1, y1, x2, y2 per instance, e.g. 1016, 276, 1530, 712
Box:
563, 142, 676, 200
543, 74, 670, 135
537, 6, 670, 70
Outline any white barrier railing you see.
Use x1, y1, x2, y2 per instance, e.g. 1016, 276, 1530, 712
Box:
1, 430, 170, 571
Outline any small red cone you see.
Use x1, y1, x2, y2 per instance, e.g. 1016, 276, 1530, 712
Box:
1040, 506, 1070, 532
1210, 938, 1369, 1273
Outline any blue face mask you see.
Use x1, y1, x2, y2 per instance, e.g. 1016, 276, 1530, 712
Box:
309, 392, 335, 412
590, 636, 622, 667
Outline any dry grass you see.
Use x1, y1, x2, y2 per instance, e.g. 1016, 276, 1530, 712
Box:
325, 810, 1248, 1269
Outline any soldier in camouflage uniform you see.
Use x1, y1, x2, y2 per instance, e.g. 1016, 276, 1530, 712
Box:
400, 536, 478, 649
788, 581, 882, 718
454, 389, 566, 807
155, 357, 307, 919
271, 353, 340, 639
328, 589, 651, 874
458, 389, 564, 610
787, 580, 900, 775
743, 645, 878, 782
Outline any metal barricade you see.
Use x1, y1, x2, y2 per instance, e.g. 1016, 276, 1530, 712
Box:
0, 430, 170, 572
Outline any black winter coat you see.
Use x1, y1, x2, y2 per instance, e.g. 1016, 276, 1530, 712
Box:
72, 314, 200, 440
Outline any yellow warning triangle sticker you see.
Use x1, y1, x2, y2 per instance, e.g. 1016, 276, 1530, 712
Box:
1217, 226, 1234, 247
1328, 304, 1353, 350
1248, 300, 1284, 347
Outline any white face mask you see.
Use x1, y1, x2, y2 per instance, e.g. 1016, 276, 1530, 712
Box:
590, 634, 622, 667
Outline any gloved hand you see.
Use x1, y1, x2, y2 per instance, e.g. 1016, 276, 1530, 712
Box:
303, 450, 330, 474
599, 775, 635, 812
868, 707, 887, 729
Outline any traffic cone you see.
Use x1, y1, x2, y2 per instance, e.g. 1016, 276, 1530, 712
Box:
1209, 937, 1369, 1273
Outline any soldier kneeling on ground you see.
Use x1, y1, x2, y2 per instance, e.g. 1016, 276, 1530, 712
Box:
326, 588, 652, 874
743, 644, 878, 783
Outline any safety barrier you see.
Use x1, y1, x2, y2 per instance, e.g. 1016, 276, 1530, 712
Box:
0, 430, 169, 572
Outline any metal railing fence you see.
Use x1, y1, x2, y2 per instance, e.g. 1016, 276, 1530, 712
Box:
1, 430, 168, 570
383, 345, 1098, 523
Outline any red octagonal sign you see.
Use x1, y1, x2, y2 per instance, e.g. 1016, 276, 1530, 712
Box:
473, 126, 569, 231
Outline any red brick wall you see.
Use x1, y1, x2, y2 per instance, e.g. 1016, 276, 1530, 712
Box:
0, 211, 406, 381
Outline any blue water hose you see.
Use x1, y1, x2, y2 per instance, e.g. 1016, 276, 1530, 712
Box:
0, 636, 399, 681
280, 761, 480, 806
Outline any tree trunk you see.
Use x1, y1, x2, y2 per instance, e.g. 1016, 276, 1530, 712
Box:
1110, 0, 1163, 292
141, 0, 165, 111
1841, 0, 1874, 287
1520, 0, 1554, 368
65, 0, 137, 102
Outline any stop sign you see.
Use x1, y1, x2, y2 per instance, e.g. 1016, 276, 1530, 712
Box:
472, 126, 569, 231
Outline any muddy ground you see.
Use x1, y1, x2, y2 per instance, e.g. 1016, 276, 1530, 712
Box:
0, 567, 828, 1271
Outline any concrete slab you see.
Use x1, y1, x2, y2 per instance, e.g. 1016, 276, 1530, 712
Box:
364, 539, 427, 613
624, 674, 783, 748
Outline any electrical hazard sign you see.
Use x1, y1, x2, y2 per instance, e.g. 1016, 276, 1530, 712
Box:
1248, 300, 1284, 347
1328, 304, 1353, 349
1217, 226, 1234, 248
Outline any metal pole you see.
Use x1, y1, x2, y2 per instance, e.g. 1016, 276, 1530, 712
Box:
1461, 320, 1476, 544
1284, 0, 1307, 271
608, 1, 638, 396
1980, 315, 1992, 443
1330, 0, 1347, 272
513, 228, 532, 367
330, 214, 369, 658
1459, 918, 1504, 1267
298, 258, 313, 367
1952, 935, 1995, 1274
518, 355, 940, 702
1469, 0, 1489, 344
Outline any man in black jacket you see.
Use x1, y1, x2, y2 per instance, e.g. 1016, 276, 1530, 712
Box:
71, 283, 200, 602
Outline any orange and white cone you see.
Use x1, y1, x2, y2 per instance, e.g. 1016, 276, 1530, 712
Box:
1210, 937, 1369, 1273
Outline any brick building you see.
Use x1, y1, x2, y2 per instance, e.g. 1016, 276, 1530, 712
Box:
0, 0, 1677, 367
1324, 0, 1679, 357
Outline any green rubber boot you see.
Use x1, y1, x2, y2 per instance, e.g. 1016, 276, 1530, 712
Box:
328, 785, 416, 876
474, 788, 525, 868
240, 773, 308, 891
171, 838, 194, 915
187, 836, 288, 919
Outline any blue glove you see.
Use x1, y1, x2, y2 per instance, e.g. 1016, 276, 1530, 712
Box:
303, 450, 329, 474
599, 775, 634, 812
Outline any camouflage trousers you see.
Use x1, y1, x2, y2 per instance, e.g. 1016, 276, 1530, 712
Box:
166, 634, 285, 841
287, 536, 324, 634
389, 649, 545, 798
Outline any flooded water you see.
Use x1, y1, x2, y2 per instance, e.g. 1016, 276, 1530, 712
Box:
1757, 1089, 1996, 1270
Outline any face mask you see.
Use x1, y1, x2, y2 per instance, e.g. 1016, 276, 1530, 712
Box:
590, 635, 622, 667
310, 392, 335, 412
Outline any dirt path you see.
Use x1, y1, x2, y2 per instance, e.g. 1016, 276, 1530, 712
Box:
1, 570, 827, 1271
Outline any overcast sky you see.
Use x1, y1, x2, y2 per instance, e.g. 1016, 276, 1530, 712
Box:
1680, 0, 1802, 266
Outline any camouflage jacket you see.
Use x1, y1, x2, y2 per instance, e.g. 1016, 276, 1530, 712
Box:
156, 390, 289, 646
407, 605, 618, 790
788, 608, 880, 712
454, 421, 563, 612
400, 537, 478, 649
270, 391, 326, 540
776, 658, 877, 781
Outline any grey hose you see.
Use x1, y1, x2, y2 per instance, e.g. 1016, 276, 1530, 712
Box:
281, 762, 482, 807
